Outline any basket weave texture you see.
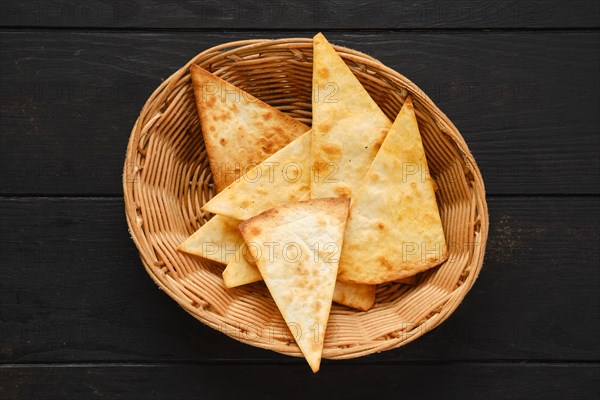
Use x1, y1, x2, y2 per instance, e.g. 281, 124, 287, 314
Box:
123, 38, 489, 359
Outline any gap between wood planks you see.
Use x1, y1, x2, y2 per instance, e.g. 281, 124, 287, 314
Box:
2, 360, 599, 367
1, 27, 599, 32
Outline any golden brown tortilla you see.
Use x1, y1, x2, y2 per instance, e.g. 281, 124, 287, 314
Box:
310, 33, 391, 199
190, 65, 309, 191
338, 97, 447, 284
177, 215, 241, 264
239, 198, 350, 373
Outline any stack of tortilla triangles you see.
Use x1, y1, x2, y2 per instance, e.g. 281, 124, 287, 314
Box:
178, 34, 447, 372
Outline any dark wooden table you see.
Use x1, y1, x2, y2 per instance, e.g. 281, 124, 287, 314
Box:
1, 1, 599, 398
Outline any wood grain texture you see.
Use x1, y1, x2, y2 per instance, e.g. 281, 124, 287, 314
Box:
1, 31, 598, 195
1, 0, 599, 29
1, 363, 599, 400
1, 197, 598, 363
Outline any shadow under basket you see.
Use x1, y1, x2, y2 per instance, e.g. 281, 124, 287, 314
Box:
123, 38, 489, 360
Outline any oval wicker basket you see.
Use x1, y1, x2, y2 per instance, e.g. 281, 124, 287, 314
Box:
123, 38, 489, 360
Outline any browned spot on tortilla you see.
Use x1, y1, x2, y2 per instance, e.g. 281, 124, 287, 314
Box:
312, 161, 326, 173
220, 138, 227, 145
204, 95, 216, 107
377, 222, 385, 230
318, 123, 331, 133
263, 111, 272, 121
370, 173, 380, 182
258, 138, 274, 154
231, 102, 238, 112
214, 111, 232, 121
410, 181, 417, 189
312, 301, 322, 313
317, 218, 327, 227
426, 254, 439, 262
321, 143, 341, 158
319, 67, 329, 79
274, 127, 284, 135
296, 276, 306, 288
378, 256, 395, 271
286, 168, 300, 180
335, 186, 351, 198
373, 140, 383, 152
422, 213, 437, 224
249, 226, 261, 236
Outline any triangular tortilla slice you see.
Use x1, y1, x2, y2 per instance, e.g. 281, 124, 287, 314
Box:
177, 215, 241, 264
239, 198, 350, 372
338, 97, 448, 284
202, 131, 311, 220
223, 243, 375, 311
222, 242, 262, 287
190, 65, 309, 191
310, 33, 392, 199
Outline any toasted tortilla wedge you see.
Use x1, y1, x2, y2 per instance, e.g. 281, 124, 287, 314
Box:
239, 198, 350, 373
213, 155, 374, 310
177, 215, 241, 264
310, 33, 392, 199
190, 65, 309, 191
338, 97, 448, 284
222, 242, 262, 288
202, 131, 311, 220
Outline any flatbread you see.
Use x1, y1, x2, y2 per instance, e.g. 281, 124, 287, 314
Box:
332, 281, 376, 311
202, 131, 311, 220
338, 97, 448, 284
222, 242, 262, 288
217, 184, 377, 311
223, 243, 375, 311
311, 33, 392, 199
190, 65, 309, 191
177, 215, 241, 264
239, 198, 350, 372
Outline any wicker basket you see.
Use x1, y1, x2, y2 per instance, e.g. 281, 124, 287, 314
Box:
123, 38, 489, 360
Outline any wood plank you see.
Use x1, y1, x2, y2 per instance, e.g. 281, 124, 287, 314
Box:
1, 31, 598, 195
1, 0, 599, 29
1, 197, 598, 363
1, 364, 598, 399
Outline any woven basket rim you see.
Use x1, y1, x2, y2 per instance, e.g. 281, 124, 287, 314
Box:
123, 37, 489, 360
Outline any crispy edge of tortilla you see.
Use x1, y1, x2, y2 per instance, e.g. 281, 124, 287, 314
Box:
177, 215, 241, 265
